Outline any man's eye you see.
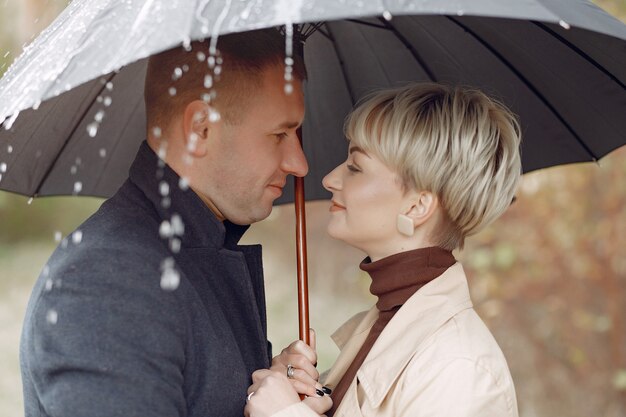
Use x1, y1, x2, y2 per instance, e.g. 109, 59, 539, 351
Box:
347, 164, 361, 173
275, 132, 288, 140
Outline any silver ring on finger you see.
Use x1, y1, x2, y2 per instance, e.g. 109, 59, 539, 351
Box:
246, 391, 255, 402
287, 364, 296, 379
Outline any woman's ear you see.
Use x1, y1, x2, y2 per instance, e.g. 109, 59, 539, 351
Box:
182, 100, 211, 158
402, 191, 439, 229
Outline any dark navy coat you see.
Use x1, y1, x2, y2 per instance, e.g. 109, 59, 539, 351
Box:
21, 141, 271, 417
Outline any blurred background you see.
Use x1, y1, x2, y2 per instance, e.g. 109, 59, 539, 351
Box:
1, 1, 625, 416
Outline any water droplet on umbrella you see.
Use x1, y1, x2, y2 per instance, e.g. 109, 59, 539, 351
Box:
197, 51, 206, 62
46, 309, 58, 324
179, 177, 189, 190
44, 279, 53, 292
73, 181, 83, 194
87, 122, 99, 137
457, 10, 465, 16
204, 75, 213, 88
54, 231, 62, 242
32, 100, 41, 110
159, 181, 170, 196
103, 96, 112, 107
559, 20, 570, 29
99, 148, 107, 158
72, 230, 83, 244
159, 220, 172, 238
383, 10, 393, 20
94, 110, 105, 123
7, 145, 13, 153
106, 82, 113, 91
0, 162, 6, 173
42, 265, 50, 277
183, 37, 192, 51
169, 87, 177, 96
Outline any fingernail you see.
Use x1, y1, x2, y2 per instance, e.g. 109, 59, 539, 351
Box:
316, 389, 324, 397
321, 386, 332, 395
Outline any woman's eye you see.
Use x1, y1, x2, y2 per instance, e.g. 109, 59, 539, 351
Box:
347, 164, 361, 173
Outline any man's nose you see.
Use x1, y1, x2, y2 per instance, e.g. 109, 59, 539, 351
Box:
322, 164, 342, 192
281, 135, 309, 177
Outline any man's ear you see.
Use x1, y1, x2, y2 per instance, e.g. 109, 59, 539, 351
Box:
403, 191, 439, 227
182, 100, 211, 158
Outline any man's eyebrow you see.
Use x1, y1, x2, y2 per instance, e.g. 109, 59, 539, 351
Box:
275, 121, 301, 130
349, 146, 371, 158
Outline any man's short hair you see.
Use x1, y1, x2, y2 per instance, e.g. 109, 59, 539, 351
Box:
144, 28, 307, 129
345, 83, 522, 250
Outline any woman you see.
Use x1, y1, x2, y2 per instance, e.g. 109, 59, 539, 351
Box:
245, 83, 521, 417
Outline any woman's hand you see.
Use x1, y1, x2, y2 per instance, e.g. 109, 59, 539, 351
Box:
270, 329, 323, 397
244, 369, 332, 417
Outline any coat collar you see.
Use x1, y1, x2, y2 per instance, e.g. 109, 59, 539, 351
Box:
128, 141, 249, 249
327, 263, 473, 408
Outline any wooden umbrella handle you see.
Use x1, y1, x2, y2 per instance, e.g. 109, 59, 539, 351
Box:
295, 127, 310, 346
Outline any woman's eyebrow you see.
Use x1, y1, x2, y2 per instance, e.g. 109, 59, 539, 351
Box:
349, 146, 371, 158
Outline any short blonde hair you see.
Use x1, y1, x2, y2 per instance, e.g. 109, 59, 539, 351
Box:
345, 83, 521, 250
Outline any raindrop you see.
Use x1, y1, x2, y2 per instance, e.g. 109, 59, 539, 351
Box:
75, 157, 82, 166
170, 238, 181, 253
72, 230, 83, 244
0, 162, 6, 172
159, 181, 170, 196
42, 265, 50, 277
2, 51, 9, 58
44, 278, 54, 292
61, 240, 68, 249
204, 75, 213, 89
73, 181, 83, 194
99, 148, 107, 158
214, 66, 222, 76
284, 23, 293, 95
32, 100, 41, 110
209, 108, 221, 123
161, 197, 171, 208
208, 56, 216, 68
94, 110, 105, 123
196, 51, 206, 61
7, 145, 13, 153
169, 87, 177, 96
103, 96, 112, 107
559, 20, 571, 30
179, 177, 189, 191
160, 267, 180, 291
159, 220, 172, 238
87, 122, 99, 137
0, 174, 2, 183
171, 214, 185, 236
46, 309, 58, 324
70, 165, 77, 175
152, 126, 162, 138
285, 57, 294, 66
183, 37, 192, 51
383, 10, 393, 21
457, 10, 465, 16
217, 57, 223, 65
182, 64, 189, 72
106, 82, 113, 91
27, 197, 33, 205
187, 133, 198, 153
97, 96, 103, 103
172, 67, 183, 80
284, 83, 294, 95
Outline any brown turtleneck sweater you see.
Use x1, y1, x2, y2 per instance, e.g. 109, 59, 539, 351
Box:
327, 247, 456, 416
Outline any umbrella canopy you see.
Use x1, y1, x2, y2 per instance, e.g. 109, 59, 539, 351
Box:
0, 0, 625, 203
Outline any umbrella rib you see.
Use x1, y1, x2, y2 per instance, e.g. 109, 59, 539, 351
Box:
325, 23, 357, 105
347, 19, 389, 30
446, 16, 599, 161
32, 73, 117, 197
377, 18, 437, 83
533, 22, 626, 91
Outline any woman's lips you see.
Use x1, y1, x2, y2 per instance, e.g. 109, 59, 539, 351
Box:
330, 201, 346, 212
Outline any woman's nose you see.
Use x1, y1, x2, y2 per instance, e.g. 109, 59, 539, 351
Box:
322, 164, 343, 192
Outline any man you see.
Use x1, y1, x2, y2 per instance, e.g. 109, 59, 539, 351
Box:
21, 28, 310, 417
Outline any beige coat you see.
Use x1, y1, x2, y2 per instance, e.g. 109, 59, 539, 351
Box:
275, 263, 518, 417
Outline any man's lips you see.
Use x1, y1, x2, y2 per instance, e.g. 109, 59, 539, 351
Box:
330, 201, 346, 212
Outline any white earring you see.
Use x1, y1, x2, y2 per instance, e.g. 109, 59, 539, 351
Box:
397, 214, 414, 237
